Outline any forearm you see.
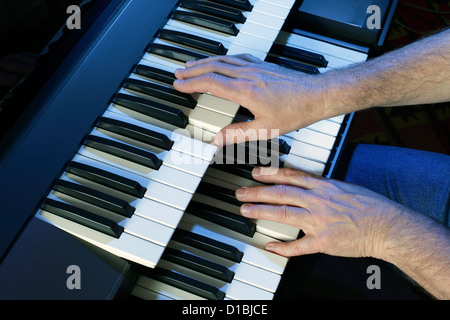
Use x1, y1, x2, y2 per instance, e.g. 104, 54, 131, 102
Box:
320, 29, 450, 118
376, 207, 450, 299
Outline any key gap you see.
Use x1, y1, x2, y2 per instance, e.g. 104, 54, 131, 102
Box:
50, 190, 127, 224
158, 259, 228, 290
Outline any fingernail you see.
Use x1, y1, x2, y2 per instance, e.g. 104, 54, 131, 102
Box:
173, 79, 183, 87
185, 60, 195, 67
236, 187, 247, 200
240, 204, 251, 216
252, 167, 261, 177
265, 243, 276, 252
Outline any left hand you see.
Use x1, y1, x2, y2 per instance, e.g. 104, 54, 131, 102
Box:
173, 54, 327, 147
236, 166, 409, 259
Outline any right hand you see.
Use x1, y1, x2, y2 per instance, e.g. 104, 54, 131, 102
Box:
174, 54, 328, 147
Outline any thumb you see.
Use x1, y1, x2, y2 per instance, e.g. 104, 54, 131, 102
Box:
213, 118, 280, 147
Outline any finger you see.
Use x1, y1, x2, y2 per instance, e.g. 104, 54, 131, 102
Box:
174, 60, 241, 81
265, 236, 320, 257
232, 53, 262, 63
236, 184, 311, 208
173, 72, 240, 100
251, 167, 320, 189
213, 119, 280, 147
240, 203, 312, 230
184, 54, 251, 69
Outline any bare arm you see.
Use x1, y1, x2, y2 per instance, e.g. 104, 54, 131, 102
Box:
174, 29, 450, 146
322, 28, 450, 115
236, 167, 450, 299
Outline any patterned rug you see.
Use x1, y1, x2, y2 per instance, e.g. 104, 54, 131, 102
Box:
348, 0, 450, 155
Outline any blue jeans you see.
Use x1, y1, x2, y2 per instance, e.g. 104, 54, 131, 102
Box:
342, 144, 450, 228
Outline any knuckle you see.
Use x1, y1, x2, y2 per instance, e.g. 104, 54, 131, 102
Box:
276, 205, 289, 222
208, 61, 222, 72
273, 184, 288, 198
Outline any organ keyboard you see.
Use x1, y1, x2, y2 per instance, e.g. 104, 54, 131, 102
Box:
0, 0, 389, 300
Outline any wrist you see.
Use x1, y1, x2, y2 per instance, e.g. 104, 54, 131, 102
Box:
320, 67, 372, 118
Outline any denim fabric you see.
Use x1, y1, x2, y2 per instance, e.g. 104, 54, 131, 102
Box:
342, 144, 450, 228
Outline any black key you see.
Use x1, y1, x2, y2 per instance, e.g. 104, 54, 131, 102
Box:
266, 56, 320, 75
53, 180, 135, 218
134, 64, 176, 85
172, 10, 239, 36
159, 29, 227, 55
84, 135, 163, 170
42, 198, 124, 238
143, 267, 225, 300
97, 117, 174, 151
67, 161, 146, 198
270, 139, 291, 155
113, 93, 188, 128
243, 139, 291, 156
235, 106, 253, 119
162, 247, 234, 282
172, 229, 243, 262
218, 143, 282, 167
181, 0, 246, 23
196, 181, 242, 207
186, 201, 256, 237
123, 78, 197, 108
244, 139, 291, 156
208, 0, 253, 11
210, 162, 255, 180
148, 43, 208, 64
270, 43, 328, 68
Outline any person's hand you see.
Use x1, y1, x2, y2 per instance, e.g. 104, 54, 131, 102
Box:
235, 166, 410, 260
173, 54, 328, 147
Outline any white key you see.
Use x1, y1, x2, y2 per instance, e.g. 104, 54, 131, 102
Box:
192, 182, 300, 241
168, 239, 281, 294
136, 275, 205, 300
157, 259, 274, 300
46, 191, 174, 247
165, 19, 271, 54
285, 128, 336, 150
78, 143, 202, 193
244, 11, 285, 31
179, 218, 288, 275
135, 57, 242, 118
225, 279, 273, 300
276, 31, 368, 68
255, 0, 296, 9
251, 1, 291, 20
162, 23, 267, 59
232, 262, 280, 293
102, 109, 217, 161
118, 88, 233, 134
308, 120, 342, 137
88, 128, 210, 178
71, 154, 191, 212
36, 208, 165, 268
281, 153, 326, 176
58, 168, 185, 229
131, 283, 174, 300
281, 135, 331, 163
175, 7, 283, 42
